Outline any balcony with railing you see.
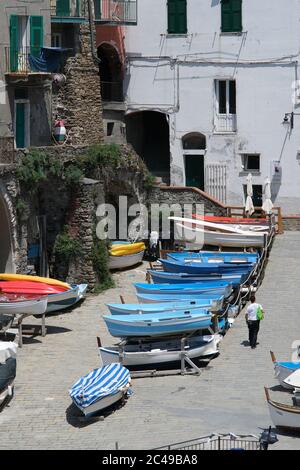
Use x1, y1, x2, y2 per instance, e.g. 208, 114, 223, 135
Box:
214, 114, 237, 133
95, 0, 137, 25
5, 46, 66, 76
51, 0, 86, 22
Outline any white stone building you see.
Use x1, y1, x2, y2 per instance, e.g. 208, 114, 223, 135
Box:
120, 0, 300, 214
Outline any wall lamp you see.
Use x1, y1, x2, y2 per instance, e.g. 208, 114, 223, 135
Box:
283, 112, 300, 129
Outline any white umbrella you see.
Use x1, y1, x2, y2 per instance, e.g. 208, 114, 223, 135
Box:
262, 177, 273, 214
245, 173, 254, 216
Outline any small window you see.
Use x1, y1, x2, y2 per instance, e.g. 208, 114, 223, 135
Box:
167, 0, 187, 35
242, 154, 260, 172
221, 0, 242, 33
107, 122, 114, 136
51, 33, 62, 48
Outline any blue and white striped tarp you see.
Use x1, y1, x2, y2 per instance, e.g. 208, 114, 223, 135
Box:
69, 363, 131, 409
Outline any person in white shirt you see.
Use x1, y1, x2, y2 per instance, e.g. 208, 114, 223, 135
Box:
245, 295, 264, 349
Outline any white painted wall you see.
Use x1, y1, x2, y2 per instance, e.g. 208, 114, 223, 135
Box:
124, 0, 300, 214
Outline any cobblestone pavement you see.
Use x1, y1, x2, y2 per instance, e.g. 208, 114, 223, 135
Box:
0, 232, 300, 450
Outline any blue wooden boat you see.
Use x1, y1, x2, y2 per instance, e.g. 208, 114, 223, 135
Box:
136, 293, 224, 311
159, 258, 254, 275
167, 251, 259, 264
149, 270, 246, 287
134, 281, 233, 297
107, 300, 219, 316
103, 309, 213, 338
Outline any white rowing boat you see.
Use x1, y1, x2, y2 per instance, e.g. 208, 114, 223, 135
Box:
0, 297, 48, 316
109, 251, 144, 270
99, 334, 221, 367
175, 222, 266, 248
265, 387, 300, 431
169, 216, 269, 236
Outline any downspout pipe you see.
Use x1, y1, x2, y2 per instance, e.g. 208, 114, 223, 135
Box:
87, 0, 101, 65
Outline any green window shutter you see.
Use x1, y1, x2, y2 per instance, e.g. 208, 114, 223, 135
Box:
94, 0, 101, 19
56, 0, 70, 17
232, 0, 242, 32
10, 15, 19, 72
221, 0, 242, 33
30, 16, 43, 58
168, 0, 187, 35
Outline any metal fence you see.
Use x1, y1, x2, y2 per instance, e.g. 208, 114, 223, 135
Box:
153, 433, 263, 451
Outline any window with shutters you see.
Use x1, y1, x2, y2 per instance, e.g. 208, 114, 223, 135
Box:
168, 0, 187, 35
221, 0, 242, 33
215, 79, 237, 132
30, 16, 44, 58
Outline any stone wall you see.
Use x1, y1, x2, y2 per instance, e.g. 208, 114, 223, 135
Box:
52, 22, 103, 146
0, 137, 16, 165
148, 186, 227, 216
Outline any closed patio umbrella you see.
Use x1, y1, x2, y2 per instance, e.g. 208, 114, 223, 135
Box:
262, 177, 273, 214
245, 173, 254, 216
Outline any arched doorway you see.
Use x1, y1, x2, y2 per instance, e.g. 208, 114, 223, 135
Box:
98, 43, 123, 102
182, 132, 206, 190
125, 111, 170, 183
0, 194, 14, 272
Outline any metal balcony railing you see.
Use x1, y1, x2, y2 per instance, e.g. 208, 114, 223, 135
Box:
101, 81, 123, 102
95, 0, 137, 24
5, 47, 32, 74
50, 0, 83, 18
215, 113, 237, 133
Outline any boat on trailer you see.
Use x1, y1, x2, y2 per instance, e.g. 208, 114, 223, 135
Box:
148, 270, 246, 287
175, 222, 267, 248
265, 387, 300, 431
103, 310, 213, 338
136, 293, 224, 311
167, 251, 259, 264
159, 258, 254, 275
98, 334, 221, 368
107, 300, 220, 315
134, 281, 233, 298
69, 363, 131, 416
270, 351, 300, 390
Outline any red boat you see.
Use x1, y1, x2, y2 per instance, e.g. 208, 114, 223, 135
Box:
0, 292, 44, 302
192, 214, 268, 225
0, 281, 67, 295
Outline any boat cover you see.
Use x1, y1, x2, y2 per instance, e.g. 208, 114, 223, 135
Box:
0, 341, 18, 365
69, 363, 130, 409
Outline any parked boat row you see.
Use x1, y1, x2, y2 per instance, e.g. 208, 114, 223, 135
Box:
265, 350, 300, 431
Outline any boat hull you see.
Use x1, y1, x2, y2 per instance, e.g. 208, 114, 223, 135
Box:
103, 312, 212, 338
267, 400, 300, 431
0, 297, 48, 316
274, 363, 300, 390
175, 223, 266, 248
160, 258, 254, 275
167, 251, 259, 264
149, 270, 245, 287
134, 282, 233, 298
46, 284, 87, 313
107, 300, 219, 315
0, 357, 16, 393
136, 293, 224, 311
109, 251, 144, 270
99, 335, 220, 367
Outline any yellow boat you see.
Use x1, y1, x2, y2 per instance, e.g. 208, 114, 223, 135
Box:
0, 273, 71, 289
110, 242, 145, 257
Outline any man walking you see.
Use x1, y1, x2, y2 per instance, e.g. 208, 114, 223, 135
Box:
245, 294, 264, 349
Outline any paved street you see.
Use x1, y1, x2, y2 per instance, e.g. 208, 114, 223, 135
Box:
0, 232, 300, 450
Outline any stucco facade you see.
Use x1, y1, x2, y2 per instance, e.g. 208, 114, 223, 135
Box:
122, 0, 300, 214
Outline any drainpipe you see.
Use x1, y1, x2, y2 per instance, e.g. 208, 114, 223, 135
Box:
87, 0, 101, 65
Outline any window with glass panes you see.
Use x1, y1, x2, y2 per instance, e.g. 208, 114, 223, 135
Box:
216, 80, 236, 115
